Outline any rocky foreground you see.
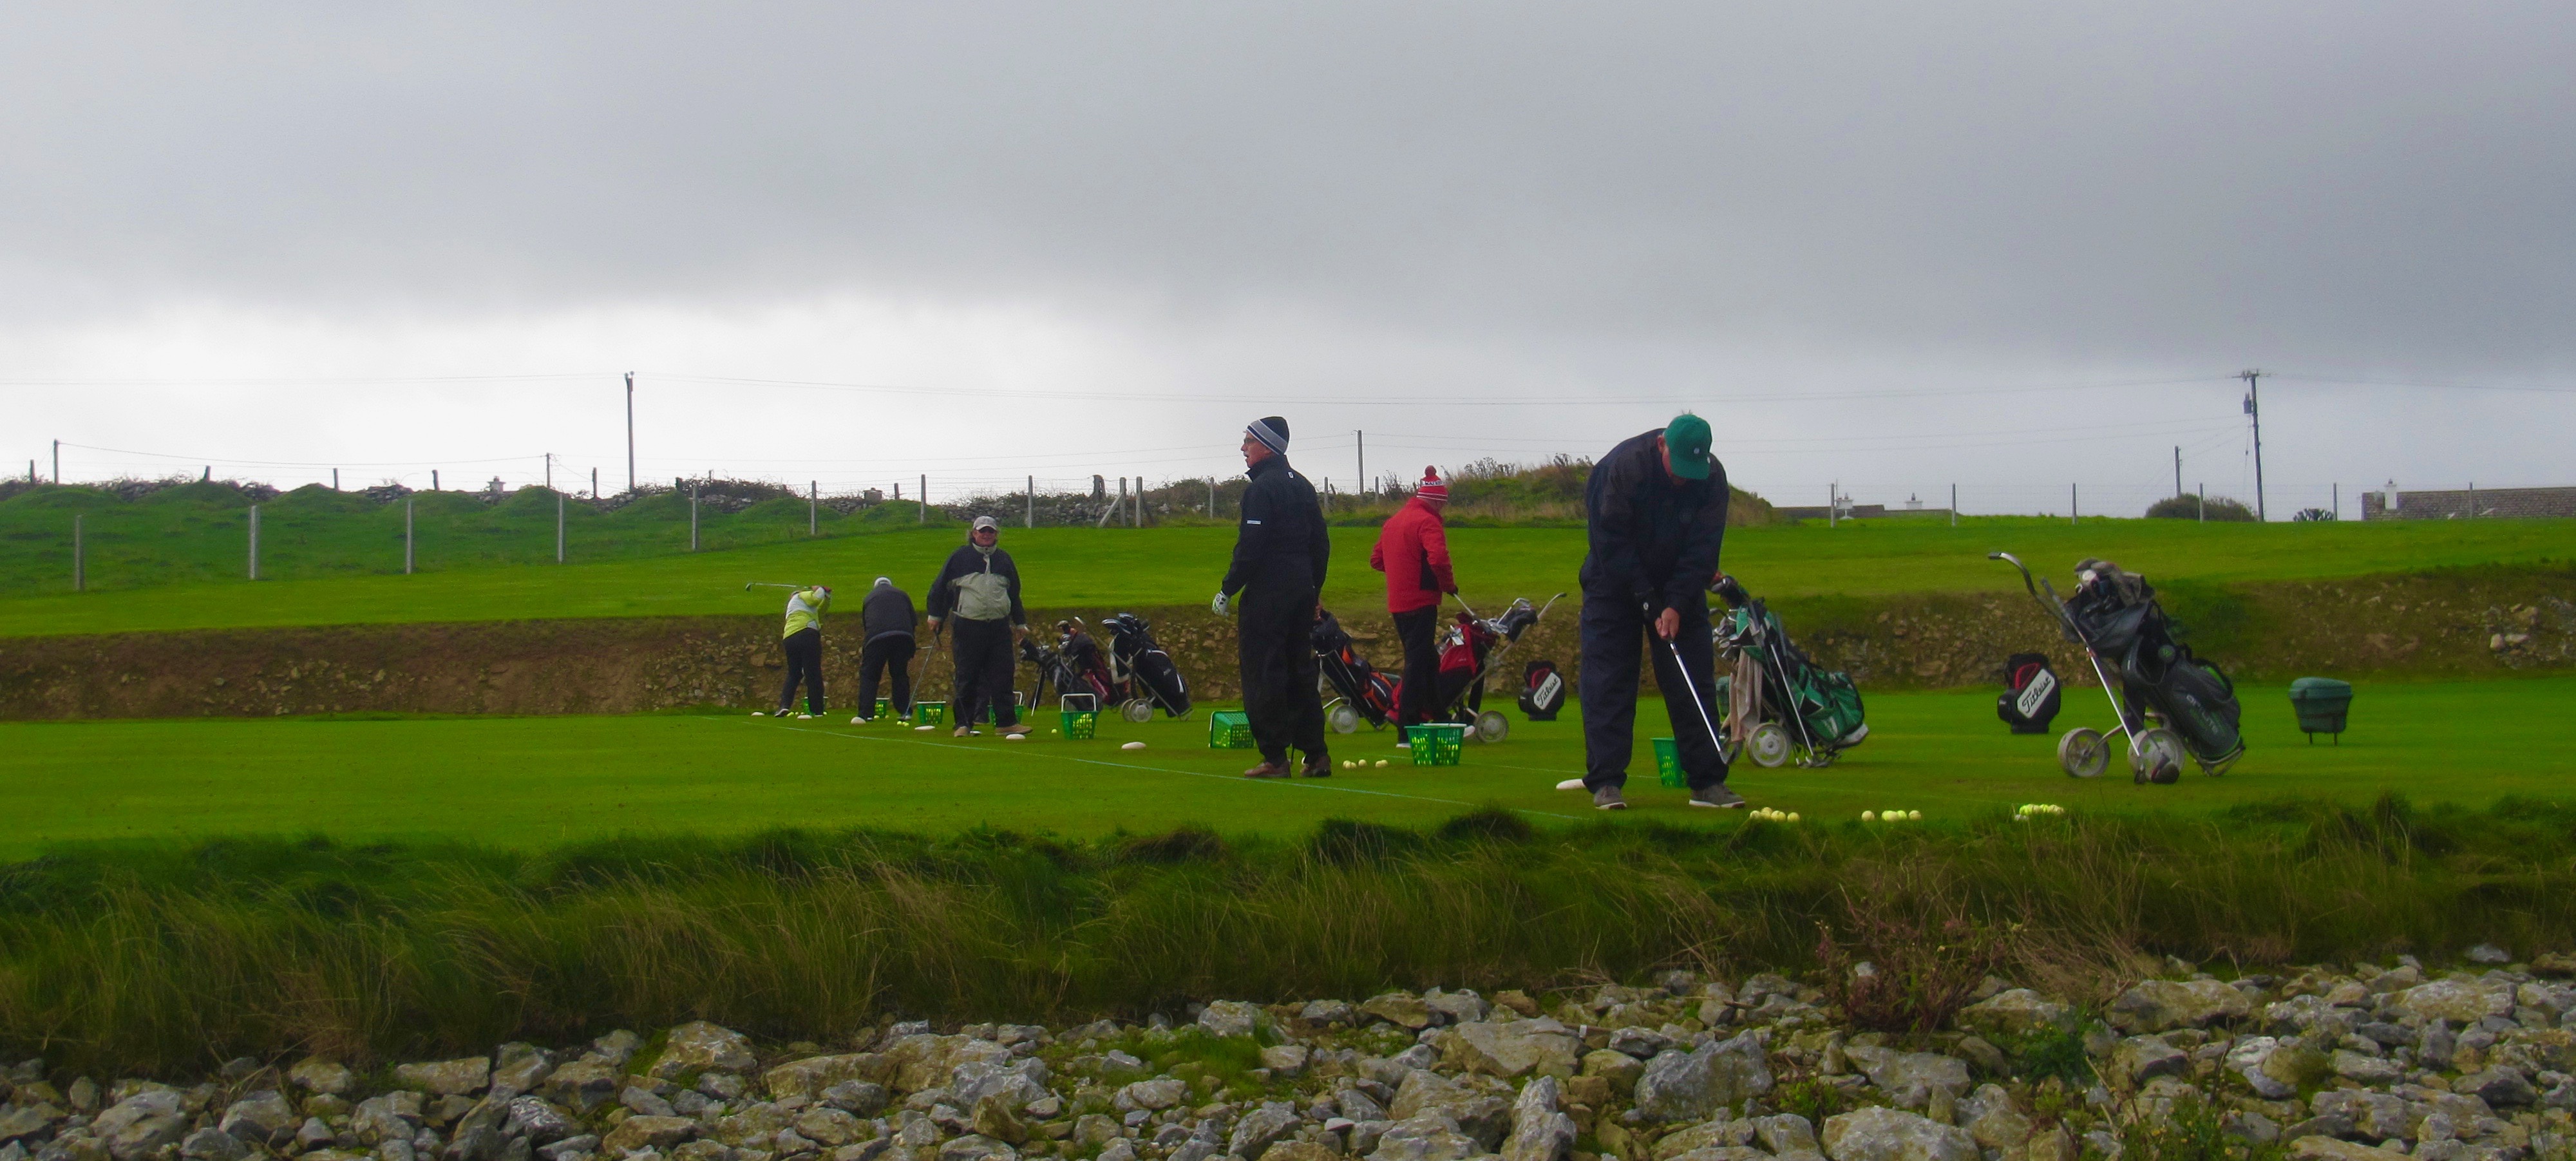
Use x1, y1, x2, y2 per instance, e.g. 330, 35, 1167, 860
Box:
10, 954, 2576, 1161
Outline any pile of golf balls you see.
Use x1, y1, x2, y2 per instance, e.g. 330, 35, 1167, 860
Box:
1861, 809, 1924, 822
2012, 803, 2068, 820
1749, 807, 1800, 822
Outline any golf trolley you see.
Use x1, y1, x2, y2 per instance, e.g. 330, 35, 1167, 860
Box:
1435, 593, 1562, 743
1102, 612, 1192, 722
1710, 575, 1868, 769
1989, 552, 2245, 781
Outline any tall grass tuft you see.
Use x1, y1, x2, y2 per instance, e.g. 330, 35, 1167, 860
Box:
6, 795, 2576, 1079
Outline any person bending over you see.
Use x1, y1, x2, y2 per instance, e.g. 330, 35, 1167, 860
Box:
856, 576, 917, 722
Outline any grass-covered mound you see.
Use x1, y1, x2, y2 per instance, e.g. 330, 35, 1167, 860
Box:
4, 795, 2573, 1079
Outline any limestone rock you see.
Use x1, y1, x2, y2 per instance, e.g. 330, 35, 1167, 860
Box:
1367, 1117, 1482, 1161
2286, 1138, 2409, 1161
2458, 1068, 2535, 1107
882, 1036, 1014, 1095
2112, 1038, 2187, 1086
1819, 1107, 1977, 1161
1198, 1001, 1265, 1039
1389, 1071, 1513, 1148
218, 1091, 299, 1147
603, 1117, 700, 1155
1955, 991, 2069, 1039
1956, 1086, 2030, 1151
395, 1059, 492, 1097
1260, 1045, 1310, 1077
1501, 1077, 1577, 1161
2394, 981, 2514, 1026
2330, 1051, 2402, 1085
1582, 1050, 1645, 1090
2107, 980, 2251, 1033
1363, 994, 1436, 1031
1841, 1047, 1968, 1111
949, 1059, 1048, 1111
936, 1135, 1016, 1161
178, 1128, 247, 1161
1259, 1144, 1340, 1161
1448, 1020, 1579, 1079
1653, 1119, 1755, 1161
536, 1062, 619, 1113
1754, 1115, 1820, 1156
290, 1061, 357, 1097
1111, 1079, 1186, 1113
1633, 1033, 1774, 1122
1229, 1106, 1299, 1159
93, 1090, 189, 1161
651, 1024, 759, 1081
352, 1093, 426, 1146
502, 1098, 577, 1145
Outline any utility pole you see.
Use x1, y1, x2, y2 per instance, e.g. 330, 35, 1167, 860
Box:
591, 467, 597, 499
1828, 482, 1838, 528
2070, 484, 2078, 526
545, 453, 553, 492
2174, 446, 2182, 498
52, 439, 59, 484
333, 469, 340, 491
1356, 430, 1365, 500
248, 505, 261, 580
1949, 483, 1956, 527
405, 498, 415, 573
1026, 476, 1035, 528
809, 481, 818, 536
2240, 369, 2267, 521
1134, 477, 1143, 528
918, 475, 927, 524
624, 372, 636, 495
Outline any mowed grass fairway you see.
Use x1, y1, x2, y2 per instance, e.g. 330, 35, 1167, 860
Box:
10, 675, 2567, 856
4, 515, 2569, 636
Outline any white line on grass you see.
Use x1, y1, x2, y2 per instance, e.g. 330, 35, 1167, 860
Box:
746, 719, 1583, 822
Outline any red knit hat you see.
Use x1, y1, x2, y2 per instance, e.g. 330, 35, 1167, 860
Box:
1416, 467, 1448, 504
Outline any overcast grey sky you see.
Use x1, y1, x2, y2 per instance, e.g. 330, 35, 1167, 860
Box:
5, 2, 2571, 516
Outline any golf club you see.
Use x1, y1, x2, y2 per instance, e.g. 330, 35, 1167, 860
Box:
744, 581, 810, 590
1650, 601, 1730, 769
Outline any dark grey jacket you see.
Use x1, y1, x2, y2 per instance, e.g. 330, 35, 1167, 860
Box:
862, 584, 916, 644
1580, 429, 1729, 613
1222, 455, 1331, 597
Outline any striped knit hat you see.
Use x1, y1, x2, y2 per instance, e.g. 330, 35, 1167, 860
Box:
1416, 467, 1448, 504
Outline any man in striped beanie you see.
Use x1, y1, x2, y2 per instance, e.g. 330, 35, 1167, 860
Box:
1215, 417, 1333, 778
1370, 466, 1458, 746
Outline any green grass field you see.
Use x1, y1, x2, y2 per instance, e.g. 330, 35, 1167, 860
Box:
5, 513, 2568, 637
8, 675, 2563, 857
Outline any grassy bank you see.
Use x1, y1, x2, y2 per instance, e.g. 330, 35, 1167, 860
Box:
6, 677, 2572, 854
5, 515, 2568, 637
6, 795, 2575, 1079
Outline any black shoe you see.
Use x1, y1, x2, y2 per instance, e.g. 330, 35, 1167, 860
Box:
1690, 785, 1748, 809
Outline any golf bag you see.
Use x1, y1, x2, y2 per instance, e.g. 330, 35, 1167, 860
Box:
1103, 612, 1191, 719
1313, 608, 1401, 732
1712, 577, 1868, 767
1517, 659, 1566, 721
2061, 561, 2244, 769
1997, 652, 2061, 734
1022, 619, 1116, 709
1431, 596, 1556, 742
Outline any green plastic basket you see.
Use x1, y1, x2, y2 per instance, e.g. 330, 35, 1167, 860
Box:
1653, 738, 1685, 788
1411, 722, 1466, 766
1061, 710, 1098, 740
1209, 710, 1254, 749
875, 697, 891, 720
916, 701, 947, 726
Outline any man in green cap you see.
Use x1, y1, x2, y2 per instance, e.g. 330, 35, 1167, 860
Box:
1573, 414, 1743, 811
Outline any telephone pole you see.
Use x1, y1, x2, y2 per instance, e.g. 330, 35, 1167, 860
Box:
623, 372, 636, 495
2173, 446, 2182, 498
2240, 369, 2267, 522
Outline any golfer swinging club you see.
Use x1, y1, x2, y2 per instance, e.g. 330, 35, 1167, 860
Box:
927, 515, 1032, 738
772, 583, 832, 718
1213, 416, 1333, 779
1576, 413, 1744, 810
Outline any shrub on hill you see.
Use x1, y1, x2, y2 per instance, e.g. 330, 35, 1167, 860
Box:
2146, 493, 2256, 521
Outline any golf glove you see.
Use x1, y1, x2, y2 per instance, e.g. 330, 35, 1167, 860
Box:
1211, 591, 1232, 616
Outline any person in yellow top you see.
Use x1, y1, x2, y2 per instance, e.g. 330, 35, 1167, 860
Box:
773, 585, 832, 717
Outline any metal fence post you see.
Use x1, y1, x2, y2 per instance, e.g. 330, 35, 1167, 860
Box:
556, 492, 566, 563
406, 498, 415, 573
73, 514, 84, 592
1027, 476, 1035, 528
2071, 483, 2078, 525
691, 487, 700, 551
249, 505, 261, 580
1949, 483, 1956, 527
1133, 477, 1142, 527
918, 475, 927, 524
810, 481, 819, 536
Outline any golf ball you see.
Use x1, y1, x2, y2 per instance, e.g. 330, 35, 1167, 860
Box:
1374, 759, 1388, 768
1862, 811, 1876, 822
1121, 741, 1146, 751
1787, 812, 1800, 822
1909, 810, 1923, 821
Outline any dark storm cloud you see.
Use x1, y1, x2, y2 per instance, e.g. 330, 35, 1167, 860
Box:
3, 2, 2572, 373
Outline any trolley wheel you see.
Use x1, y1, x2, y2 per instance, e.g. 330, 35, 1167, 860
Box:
1327, 703, 1362, 735
2058, 728, 2109, 778
2130, 728, 2186, 784
1748, 723, 1792, 768
1475, 710, 1510, 744
1121, 699, 1154, 724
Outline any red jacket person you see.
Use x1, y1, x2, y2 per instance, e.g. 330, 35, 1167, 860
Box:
1369, 467, 1457, 744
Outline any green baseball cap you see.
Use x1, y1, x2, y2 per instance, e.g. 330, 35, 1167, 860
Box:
1663, 413, 1714, 480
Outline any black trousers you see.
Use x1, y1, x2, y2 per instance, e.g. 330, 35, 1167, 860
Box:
858, 634, 915, 717
777, 628, 825, 714
1578, 590, 1727, 791
1238, 583, 1328, 764
951, 618, 1019, 728
1392, 606, 1441, 740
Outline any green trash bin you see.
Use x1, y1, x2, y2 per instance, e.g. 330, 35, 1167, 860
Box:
2289, 677, 2353, 744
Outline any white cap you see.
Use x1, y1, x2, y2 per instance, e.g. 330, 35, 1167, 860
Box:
972, 515, 999, 531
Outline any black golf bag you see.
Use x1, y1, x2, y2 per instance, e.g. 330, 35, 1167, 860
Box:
1103, 612, 1191, 717
1996, 653, 2061, 734
1518, 659, 1566, 721
2061, 562, 2244, 769
1313, 608, 1400, 730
